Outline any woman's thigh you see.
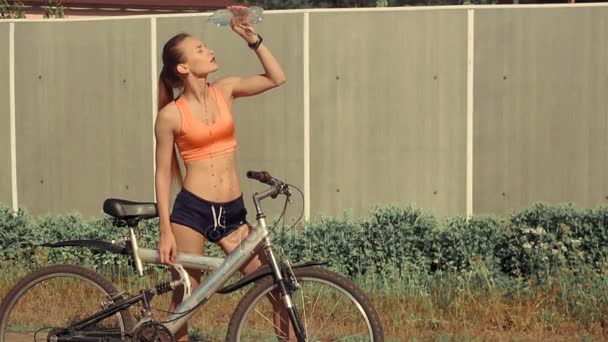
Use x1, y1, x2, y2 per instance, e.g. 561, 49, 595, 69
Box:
171, 222, 206, 281
217, 224, 266, 275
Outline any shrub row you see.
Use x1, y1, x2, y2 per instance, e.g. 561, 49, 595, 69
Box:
1, 203, 607, 280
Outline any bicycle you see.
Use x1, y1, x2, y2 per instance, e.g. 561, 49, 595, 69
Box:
0, 171, 384, 341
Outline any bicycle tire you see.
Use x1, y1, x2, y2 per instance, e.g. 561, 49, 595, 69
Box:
0, 264, 134, 342
226, 267, 384, 341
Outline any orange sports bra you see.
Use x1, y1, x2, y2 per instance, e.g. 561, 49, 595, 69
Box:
174, 84, 237, 162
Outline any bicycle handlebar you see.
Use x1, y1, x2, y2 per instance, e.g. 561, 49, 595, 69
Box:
246, 171, 275, 185
246, 171, 291, 215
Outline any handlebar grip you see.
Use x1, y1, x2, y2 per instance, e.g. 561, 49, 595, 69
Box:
246, 170, 273, 184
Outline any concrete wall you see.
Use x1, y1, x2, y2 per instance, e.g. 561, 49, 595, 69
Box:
13, 19, 154, 216
309, 9, 468, 218
1, 4, 607, 218
474, 7, 608, 213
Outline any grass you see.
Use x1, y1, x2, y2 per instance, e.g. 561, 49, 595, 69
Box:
1, 265, 608, 341
357, 265, 608, 341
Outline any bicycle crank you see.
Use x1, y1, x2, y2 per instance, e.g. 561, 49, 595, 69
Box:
132, 322, 175, 342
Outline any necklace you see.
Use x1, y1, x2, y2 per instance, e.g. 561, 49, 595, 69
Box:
203, 83, 209, 125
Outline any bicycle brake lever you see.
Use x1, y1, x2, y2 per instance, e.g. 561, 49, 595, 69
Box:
283, 185, 293, 203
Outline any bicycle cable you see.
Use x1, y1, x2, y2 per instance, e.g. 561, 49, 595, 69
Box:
273, 190, 290, 234
287, 184, 305, 230
272, 183, 304, 236
157, 296, 209, 324
34, 327, 54, 342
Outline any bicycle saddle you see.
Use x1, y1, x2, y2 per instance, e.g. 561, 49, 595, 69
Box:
103, 198, 158, 220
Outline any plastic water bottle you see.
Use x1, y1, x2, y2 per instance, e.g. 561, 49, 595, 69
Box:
208, 6, 264, 27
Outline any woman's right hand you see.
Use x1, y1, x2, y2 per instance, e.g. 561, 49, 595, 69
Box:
158, 229, 177, 265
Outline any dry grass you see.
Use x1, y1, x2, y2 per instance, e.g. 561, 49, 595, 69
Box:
370, 279, 608, 341
1, 269, 607, 341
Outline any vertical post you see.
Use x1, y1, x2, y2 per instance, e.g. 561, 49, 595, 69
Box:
9, 22, 18, 213
466, 9, 475, 217
151, 17, 158, 201
303, 12, 311, 221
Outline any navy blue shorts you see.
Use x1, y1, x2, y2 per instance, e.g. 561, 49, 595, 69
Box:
170, 188, 248, 243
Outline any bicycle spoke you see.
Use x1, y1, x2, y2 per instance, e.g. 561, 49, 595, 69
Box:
330, 310, 364, 329
305, 281, 325, 340
0, 266, 133, 342
230, 269, 381, 341
243, 327, 286, 339
295, 279, 367, 341
267, 291, 294, 329
299, 287, 309, 340
253, 307, 289, 332
311, 288, 347, 335
248, 289, 295, 340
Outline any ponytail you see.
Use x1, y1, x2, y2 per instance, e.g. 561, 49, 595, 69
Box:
158, 67, 183, 187
158, 33, 190, 187
158, 67, 174, 110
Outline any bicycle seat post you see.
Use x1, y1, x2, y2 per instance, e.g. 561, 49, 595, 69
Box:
126, 219, 144, 276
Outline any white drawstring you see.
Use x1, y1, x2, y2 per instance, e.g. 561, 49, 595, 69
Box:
211, 206, 225, 228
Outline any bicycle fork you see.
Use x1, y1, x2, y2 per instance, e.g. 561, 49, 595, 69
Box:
263, 239, 307, 342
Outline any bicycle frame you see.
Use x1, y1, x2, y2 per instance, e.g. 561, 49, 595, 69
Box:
130, 185, 284, 335
138, 222, 269, 334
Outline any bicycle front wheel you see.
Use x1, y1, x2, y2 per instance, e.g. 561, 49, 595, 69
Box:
0, 264, 134, 342
226, 267, 384, 341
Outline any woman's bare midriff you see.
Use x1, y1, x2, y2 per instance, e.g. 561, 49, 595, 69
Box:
181, 151, 242, 202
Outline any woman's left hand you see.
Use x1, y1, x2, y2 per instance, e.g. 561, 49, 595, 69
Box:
227, 6, 259, 44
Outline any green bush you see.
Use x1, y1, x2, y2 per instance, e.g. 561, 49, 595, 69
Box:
296, 213, 366, 276
1, 202, 607, 281
0, 207, 34, 263
429, 215, 503, 274
496, 203, 608, 280
361, 205, 437, 275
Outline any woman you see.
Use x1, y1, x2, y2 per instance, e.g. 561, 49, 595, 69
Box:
154, 6, 287, 341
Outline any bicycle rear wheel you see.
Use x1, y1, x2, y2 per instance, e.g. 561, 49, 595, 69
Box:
0, 264, 134, 342
226, 267, 384, 341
